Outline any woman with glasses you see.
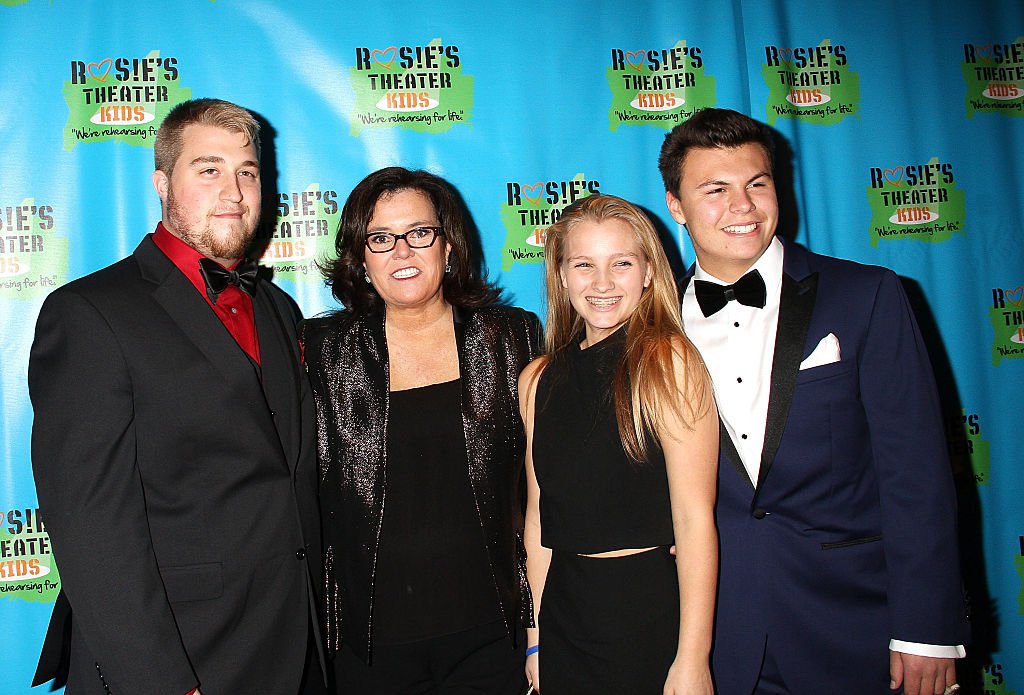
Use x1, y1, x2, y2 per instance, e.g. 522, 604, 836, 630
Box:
303, 167, 540, 694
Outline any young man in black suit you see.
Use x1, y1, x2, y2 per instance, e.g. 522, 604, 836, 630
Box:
30, 98, 324, 695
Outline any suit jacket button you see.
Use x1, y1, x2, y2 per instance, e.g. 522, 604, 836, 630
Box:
752, 508, 767, 519
295, 548, 306, 560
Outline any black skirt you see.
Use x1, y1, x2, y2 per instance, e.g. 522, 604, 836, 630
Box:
539, 546, 680, 694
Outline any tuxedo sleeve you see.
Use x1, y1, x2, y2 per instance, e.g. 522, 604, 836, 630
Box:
29, 288, 198, 693
858, 270, 967, 645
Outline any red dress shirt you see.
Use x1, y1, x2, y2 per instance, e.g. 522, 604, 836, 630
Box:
151, 223, 260, 364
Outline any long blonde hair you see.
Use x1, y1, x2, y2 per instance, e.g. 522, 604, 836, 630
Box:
542, 194, 711, 462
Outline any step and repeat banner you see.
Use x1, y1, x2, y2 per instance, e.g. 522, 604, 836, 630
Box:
1, 0, 1021, 691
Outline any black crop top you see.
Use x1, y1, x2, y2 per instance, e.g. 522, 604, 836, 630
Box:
532, 328, 674, 554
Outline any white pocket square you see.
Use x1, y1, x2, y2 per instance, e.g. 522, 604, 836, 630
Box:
799, 333, 841, 370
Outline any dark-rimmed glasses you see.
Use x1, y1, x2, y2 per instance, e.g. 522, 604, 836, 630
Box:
365, 226, 444, 253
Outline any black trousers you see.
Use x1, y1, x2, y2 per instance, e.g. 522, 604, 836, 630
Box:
539, 547, 679, 694
300, 624, 330, 695
333, 620, 527, 695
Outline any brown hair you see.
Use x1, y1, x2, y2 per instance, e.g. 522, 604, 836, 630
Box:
658, 107, 775, 196
154, 98, 260, 175
542, 194, 711, 461
321, 167, 500, 314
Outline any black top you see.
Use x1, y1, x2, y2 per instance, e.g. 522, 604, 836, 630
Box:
302, 305, 541, 661
533, 328, 674, 554
373, 378, 500, 644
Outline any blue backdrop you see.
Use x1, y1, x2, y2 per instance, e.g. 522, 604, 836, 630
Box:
2, 1, 1021, 692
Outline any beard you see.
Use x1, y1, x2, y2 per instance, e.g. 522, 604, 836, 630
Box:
166, 192, 256, 263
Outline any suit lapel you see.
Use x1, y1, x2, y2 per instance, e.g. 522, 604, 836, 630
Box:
136, 237, 289, 467
719, 420, 753, 488
754, 261, 818, 495
137, 237, 260, 388
253, 286, 301, 472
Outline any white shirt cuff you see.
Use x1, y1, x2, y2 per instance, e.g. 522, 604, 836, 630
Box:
889, 639, 966, 658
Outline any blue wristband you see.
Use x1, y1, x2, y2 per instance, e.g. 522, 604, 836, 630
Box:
525, 644, 539, 656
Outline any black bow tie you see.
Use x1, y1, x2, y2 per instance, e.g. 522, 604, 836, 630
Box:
693, 269, 767, 317
198, 257, 259, 304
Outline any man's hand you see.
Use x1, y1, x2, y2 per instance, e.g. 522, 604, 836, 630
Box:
890, 651, 956, 695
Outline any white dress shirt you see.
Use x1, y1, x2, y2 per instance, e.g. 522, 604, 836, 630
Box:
682, 237, 783, 486
681, 237, 964, 660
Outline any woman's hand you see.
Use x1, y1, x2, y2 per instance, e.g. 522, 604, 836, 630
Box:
525, 651, 540, 692
663, 658, 713, 695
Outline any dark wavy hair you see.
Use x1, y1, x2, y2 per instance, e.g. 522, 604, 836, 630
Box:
320, 167, 500, 314
658, 108, 775, 196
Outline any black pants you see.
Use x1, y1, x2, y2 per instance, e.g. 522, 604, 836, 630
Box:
540, 547, 679, 694
333, 620, 527, 695
300, 624, 330, 695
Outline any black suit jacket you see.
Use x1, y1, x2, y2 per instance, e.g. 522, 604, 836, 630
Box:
29, 235, 323, 694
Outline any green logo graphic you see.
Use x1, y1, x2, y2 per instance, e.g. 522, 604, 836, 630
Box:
0, 509, 60, 604
1018, 550, 1024, 617
762, 40, 859, 124
962, 38, 1024, 118
989, 284, 1024, 366
865, 158, 966, 247
946, 410, 991, 485
0, 198, 68, 299
348, 39, 473, 135
261, 184, 340, 282
983, 660, 1019, 695
63, 50, 191, 150
499, 174, 598, 271
607, 40, 716, 131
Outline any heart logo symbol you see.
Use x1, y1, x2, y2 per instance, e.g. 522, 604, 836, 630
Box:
1005, 286, 1024, 307
625, 51, 645, 71
976, 44, 993, 59
88, 58, 113, 82
883, 167, 905, 187
779, 48, 794, 63
522, 182, 545, 205
372, 47, 397, 70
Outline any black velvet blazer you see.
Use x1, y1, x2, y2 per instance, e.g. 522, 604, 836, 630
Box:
301, 304, 541, 662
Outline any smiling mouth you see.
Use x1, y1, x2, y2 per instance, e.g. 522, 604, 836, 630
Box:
722, 223, 758, 234
587, 296, 621, 308
391, 267, 421, 279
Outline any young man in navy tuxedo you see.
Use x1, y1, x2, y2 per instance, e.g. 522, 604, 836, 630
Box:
660, 108, 968, 695
30, 98, 324, 695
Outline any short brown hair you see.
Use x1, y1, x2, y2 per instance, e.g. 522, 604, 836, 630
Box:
658, 108, 775, 196
154, 98, 260, 175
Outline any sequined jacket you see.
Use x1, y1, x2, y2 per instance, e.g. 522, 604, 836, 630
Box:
301, 304, 542, 662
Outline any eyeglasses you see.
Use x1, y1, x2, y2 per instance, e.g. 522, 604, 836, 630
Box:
365, 226, 444, 253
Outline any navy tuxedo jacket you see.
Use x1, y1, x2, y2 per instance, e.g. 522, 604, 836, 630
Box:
687, 242, 968, 694
29, 235, 323, 694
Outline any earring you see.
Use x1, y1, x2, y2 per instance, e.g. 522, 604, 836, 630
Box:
364, 272, 371, 284
445, 260, 452, 273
